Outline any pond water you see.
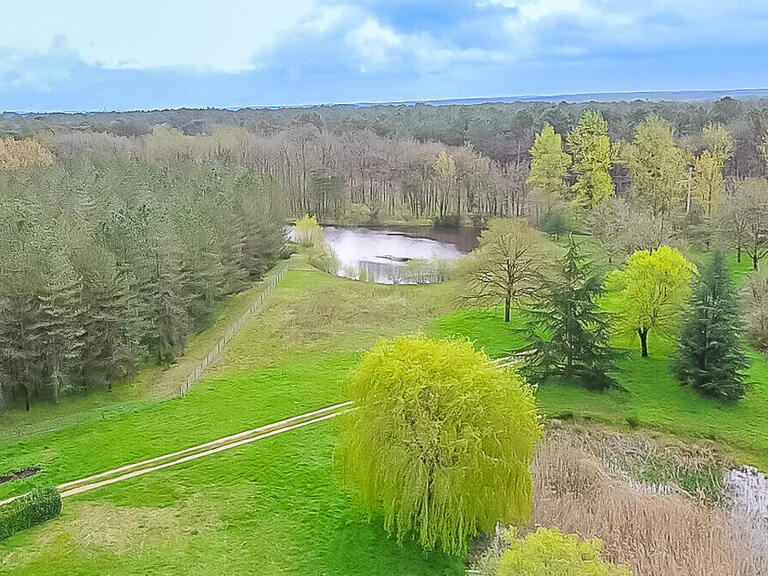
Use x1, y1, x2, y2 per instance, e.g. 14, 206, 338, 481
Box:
310, 225, 477, 284
726, 466, 768, 555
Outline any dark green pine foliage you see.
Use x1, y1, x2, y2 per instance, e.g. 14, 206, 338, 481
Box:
522, 237, 618, 390
673, 251, 747, 400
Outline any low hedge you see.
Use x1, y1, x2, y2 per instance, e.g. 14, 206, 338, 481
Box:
0, 486, 62, 540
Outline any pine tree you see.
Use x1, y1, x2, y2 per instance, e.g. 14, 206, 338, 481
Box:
673, 251, 747, 400
33, 254, 85, 402
522, 237, 619, 390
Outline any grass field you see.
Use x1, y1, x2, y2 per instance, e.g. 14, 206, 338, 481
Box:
0, 262, 464, 575
0, 262, 290, 444
1, 245, 767, 574
429, 247, 768, 471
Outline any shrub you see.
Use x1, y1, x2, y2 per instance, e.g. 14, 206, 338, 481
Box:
339, 336, 539, 554
540, 209, 567, 240
0, 486, 62, 540
293, 214, 322, 246
308, 243, 339, 275
498, 528, 634, 576
431, 214, 461, 227
339, 203, 375, 226
401, 258, 455, 284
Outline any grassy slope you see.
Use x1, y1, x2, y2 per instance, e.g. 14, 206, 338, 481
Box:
430, 248, 768, 471
0, 266, 464, 575
0, 263, 289, 443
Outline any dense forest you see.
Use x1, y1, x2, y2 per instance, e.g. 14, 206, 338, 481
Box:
0, 145, 284, 409
2, 96, 768, 409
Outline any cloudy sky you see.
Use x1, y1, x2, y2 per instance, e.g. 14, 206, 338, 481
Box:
2, 0, 768, 112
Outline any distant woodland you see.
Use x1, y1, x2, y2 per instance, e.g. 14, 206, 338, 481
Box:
2, 96, 768, 409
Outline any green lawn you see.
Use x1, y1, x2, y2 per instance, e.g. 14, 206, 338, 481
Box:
429, 248, 768, 472
0, 266, 463, 575
0, 262, 290, 444
2, 245, 767, 574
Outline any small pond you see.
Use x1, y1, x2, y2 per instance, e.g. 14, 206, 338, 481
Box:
296, 225, 478, 284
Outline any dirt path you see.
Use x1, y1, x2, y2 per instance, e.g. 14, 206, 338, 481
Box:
0, 401, 354, 506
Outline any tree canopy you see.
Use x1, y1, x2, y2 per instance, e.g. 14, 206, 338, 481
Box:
460, 219, 547, 322
339, 336, 539, 555
498, 528, 634, 576
567, 110, 614, 209
609, 247, 697, 357
523, 237, 619, 390
673, 252, 747, 400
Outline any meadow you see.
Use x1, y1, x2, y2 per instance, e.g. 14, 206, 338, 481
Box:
0, 260, 464, 575
0, 247, 767, 574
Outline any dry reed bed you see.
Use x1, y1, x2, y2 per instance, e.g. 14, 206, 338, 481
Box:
529, 428, 768, 576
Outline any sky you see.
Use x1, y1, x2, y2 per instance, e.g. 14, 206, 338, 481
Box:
2, 0, 768, 112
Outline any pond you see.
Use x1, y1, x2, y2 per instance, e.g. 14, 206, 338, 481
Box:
308, 225, 478, 284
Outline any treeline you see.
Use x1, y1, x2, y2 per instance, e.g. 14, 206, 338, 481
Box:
3, 96, 765, 225
0, 151, 284, 410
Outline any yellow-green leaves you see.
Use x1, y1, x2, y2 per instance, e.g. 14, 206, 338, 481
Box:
499, 528, 634, 576
293, 213, 322, 246
624, 114, 688, 219
609, 246, 697, 356
339, 336, 539, 555
528, 124, 572, 201
567, 110, 614, 209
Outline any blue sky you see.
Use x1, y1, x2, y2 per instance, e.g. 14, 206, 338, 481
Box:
2, 0, 768, 112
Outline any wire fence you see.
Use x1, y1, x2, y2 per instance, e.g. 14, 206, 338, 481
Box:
178, 267, 287, 397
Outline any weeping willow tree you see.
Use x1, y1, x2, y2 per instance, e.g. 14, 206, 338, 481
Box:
339, 336, 540, 555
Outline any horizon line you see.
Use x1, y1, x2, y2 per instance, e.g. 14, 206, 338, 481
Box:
4, 86, 768, 117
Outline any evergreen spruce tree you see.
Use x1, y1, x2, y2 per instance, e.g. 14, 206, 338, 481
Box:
522, 236, 618, 390
673, 251, 747, 400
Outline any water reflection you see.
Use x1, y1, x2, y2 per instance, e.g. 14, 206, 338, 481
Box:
321, 226, 476, 284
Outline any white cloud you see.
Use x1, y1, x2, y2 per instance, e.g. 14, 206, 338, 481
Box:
346, 19, 402, 65
0, 0, 318, 72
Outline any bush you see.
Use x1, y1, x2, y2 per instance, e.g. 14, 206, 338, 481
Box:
431, 214, 461, 227
339, 336, 539, 554
339, 203, 375, 226
0, 486, 62, 540
293, 214, 323, 246
498, 528, 634, 576
540, 209, 567, 239
308, 243, 339, 275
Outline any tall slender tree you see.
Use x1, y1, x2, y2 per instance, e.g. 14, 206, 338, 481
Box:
567, 110, 614, 209
673, 252, 747, 400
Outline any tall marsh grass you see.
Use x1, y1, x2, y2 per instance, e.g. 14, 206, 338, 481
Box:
529, 432, 768, 576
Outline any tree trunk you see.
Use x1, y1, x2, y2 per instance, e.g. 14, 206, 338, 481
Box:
25, 387, 30, 411
737, 246, 741, 263
754, 253, 759, 271
638, 328, 649, 358
504, 298, 511, 323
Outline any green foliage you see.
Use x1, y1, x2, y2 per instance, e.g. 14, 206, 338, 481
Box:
673, 252, 747, 400
308, 243, 339, 275
523, 237, 619, 390
609, 246, 697, 357
540, 210, 568, 240
293, 214, 323, 246
528, 124, 572, 201
624, 114, 688, 218
0, 158, 285, 410
431, 214, 462, 227
498, 528, 634, 576
567, 110, 614, 209
0, 486, 62, 541
339, 336, 540, 555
